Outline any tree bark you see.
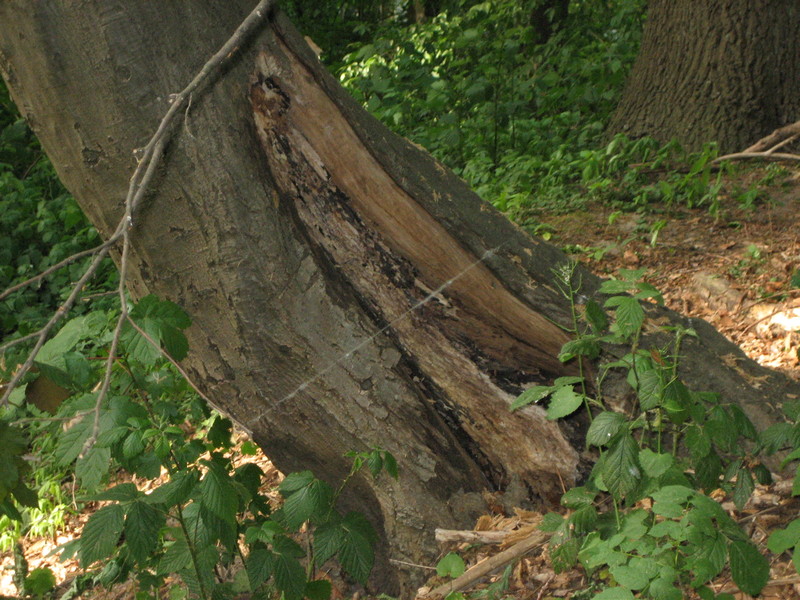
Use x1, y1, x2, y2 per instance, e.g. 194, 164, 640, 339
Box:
607, 0, 800, 153
0, 2, 797, 594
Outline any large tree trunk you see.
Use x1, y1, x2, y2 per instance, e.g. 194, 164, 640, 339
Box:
0, 2, 797, 594
608, 0, 800, 152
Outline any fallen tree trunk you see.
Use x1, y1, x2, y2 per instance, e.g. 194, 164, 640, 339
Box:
0, 2, 797, 594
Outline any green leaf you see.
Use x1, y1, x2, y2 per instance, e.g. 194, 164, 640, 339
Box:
246, 548, 274, 590
768, 519, 800, 554
632, 366, 662, 411
599, 279, 634, 295
586, 411, 626, 446
338, 512, 376, 584
550, 536, 580, 573
648, 576, 682, 600
510, 385, 553, 411
314, 520, 345, 565
76, 446, 111, 490
273, 541, 307, 600
305, 579, 332, 600
36, 316, 88, 366
584, 299, 608, 333
539, 512, 564, 532
146, 470, 198, 507
609, 565, 649, 590
558, 337, 600, 362
279, 470, 315, 494
55, 412, 92, 466
560, 486, 597, 508
158, 536, 193, 575
732, 468, 754, 511
685, 425, 711, 460
282, 478, 334, 529
84, 482, 140, 502
593, 587, 635, 600
437, 552, 466, 578
80, 503, 124, 567
382, 451, 399, 479
605, 296, 644, 338
124, 499, 165, 562
546, 385, 585, 420
639, 449, 673, 478
602, 433, 640, 501
24, 568, 56, 596
728, 540, 769, 596
199, 462, 238, 523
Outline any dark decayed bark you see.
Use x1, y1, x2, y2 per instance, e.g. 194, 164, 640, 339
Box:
608, 0, 800, 152
0, 2, 797, 593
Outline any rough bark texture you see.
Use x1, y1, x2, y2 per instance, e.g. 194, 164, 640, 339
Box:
0, 2, 798, 594
608, 0, 800, 152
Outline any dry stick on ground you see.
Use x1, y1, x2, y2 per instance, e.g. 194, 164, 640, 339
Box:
420, 530, 550, 599
435, 529, 511, 544
713, 120, 800, 164
0, 0, 277, 429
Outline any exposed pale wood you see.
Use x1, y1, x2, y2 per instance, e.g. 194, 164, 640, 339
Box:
435, 529, 510, 544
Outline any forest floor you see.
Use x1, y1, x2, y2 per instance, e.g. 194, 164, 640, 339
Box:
1, 163, 799, 599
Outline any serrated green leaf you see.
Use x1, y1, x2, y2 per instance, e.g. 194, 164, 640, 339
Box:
632, 366, 662, 411
158, 537, 193, 575
125, 499, 165, 562
561, 486, 597, 508
586, 412, 626, 446
639, 449, 673, 478
569, 504, 598, 534
338, 512, 376, 583
273, 545, 307, 600
83, 482, 140, 502
146, 470, 198, 507
122, 430, 145, 459
246, 548, 274, 589
546, 385, 585, 420
584, 299, 608, 332
437, 552, 466, 578
55, 414, 92, 466
550, 536, 580, 573
685, 425, 711, 460
510, 385, 553, 411
282, 479, 333, 529
651, 485, 694, 505
609, 565, 649, 590
539, 512, 564, 532
80, 504, 124, 567
553, 376, 584, 387
603, 433, 640, 501
599, 279, 634, 295
279, 470, 315, 494
593, 586, 635, 599
382, 451, 399, 479
558, 337, 600, 362
76, 446, 111, 490
605, 296, 644, 338
768, 519, 800, 554
36, 316, 87, 366
199, 462, 238, 523
305, 579, 332, 600
314, 520, 345, 565
728, 540, 768, 595
648, 576, 681, 600
732, 468, 754, 511
649, 520, 684, 540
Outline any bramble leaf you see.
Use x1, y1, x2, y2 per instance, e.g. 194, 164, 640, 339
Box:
80, 504, 124, 567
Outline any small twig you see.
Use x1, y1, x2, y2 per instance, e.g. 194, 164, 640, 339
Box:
389, 559, 438, 571
711, 151, 800, 164
420, 530, 549, 599
765, 132, 800, 155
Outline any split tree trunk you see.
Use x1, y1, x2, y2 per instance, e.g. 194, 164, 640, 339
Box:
0, 2, 797, 594
608, 0, 800, 152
